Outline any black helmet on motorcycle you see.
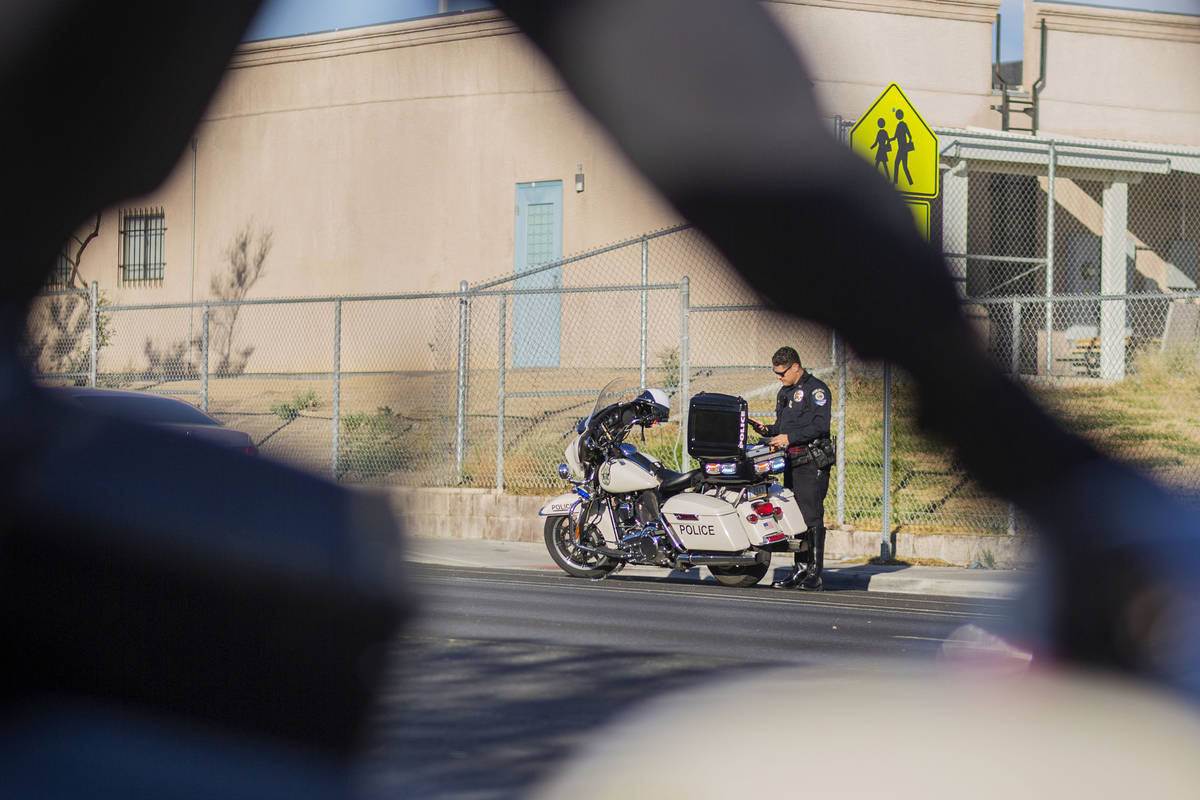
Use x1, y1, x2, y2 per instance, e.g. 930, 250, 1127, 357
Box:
635, 388, 670, 424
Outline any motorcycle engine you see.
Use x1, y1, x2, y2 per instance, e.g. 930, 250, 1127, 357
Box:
634, 490, 661, 527
634, 535, 667, 563
613, 492, 675, 566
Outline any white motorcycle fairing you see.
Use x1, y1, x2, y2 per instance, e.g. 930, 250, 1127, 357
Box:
661, 493, 754, 552
538, 492, 582, 517
564, 434, 586, 481
598, 457, 659, 493
539, 491, 619, 546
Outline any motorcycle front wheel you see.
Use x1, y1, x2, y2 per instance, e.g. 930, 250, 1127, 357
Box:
544, 515, 618, 579
708, 562, 770, 587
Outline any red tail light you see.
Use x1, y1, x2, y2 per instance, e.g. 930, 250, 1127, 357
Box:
752, 502, 777, 517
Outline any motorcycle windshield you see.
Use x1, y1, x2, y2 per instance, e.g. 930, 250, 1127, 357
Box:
584, 378, 638, 431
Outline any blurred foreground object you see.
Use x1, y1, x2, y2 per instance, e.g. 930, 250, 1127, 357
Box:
0, 1, 409, 797
530, 667, 1200, 800
47, 386, 261, 455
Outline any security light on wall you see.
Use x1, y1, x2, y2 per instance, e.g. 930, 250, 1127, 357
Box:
575, 163, 585, 193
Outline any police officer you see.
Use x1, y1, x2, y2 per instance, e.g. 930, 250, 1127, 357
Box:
749, 346, 833, 590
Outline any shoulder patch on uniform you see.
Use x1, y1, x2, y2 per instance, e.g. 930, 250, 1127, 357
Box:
793, 390, 804, 404
813, 388, 828, 406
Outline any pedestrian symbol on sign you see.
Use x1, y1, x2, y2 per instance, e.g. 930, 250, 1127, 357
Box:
870, 118, 890, 176
891, 109, 913, 187
849, 84, 939, 201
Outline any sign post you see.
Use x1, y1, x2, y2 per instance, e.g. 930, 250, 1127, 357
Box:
848, 84, 940, 559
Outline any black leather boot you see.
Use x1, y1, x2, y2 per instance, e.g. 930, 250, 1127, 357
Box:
772, 553, 808, 589
800, 525, 825, 591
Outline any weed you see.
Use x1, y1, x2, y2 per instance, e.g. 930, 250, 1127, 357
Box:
339, 406, 413, 478
270, 389, 320, 421
979, 548, 997, 569
657, 347, 680, 389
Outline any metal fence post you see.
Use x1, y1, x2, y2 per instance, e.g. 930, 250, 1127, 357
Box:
679, 277, 690, 466
88, 281, 98, 387
496, 292, 507, 493
1007, 295, 1017, 533
332, 299, 341, 482
640, 237, 649, 389
1045, 140, 1056, 376
200, 304, 209, 412
880, 361, 893, 560
835, 332, 846, 528
455, 280, 469, 484
1011, 299, 1021, 376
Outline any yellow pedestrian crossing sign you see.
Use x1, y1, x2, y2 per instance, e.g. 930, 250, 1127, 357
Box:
905, 199, 930, 242
850, 83, 939, 200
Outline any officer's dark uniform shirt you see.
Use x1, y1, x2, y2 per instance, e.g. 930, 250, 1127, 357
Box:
767, 371, 832, 445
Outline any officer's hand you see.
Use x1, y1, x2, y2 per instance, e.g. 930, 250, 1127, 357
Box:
748, 418, 767, 435
769, 434, 788, 448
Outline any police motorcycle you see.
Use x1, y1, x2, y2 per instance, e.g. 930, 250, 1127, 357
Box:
539, 379, 809, 587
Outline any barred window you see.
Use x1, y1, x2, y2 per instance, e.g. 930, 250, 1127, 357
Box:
46, 243, 73, 288
119, 208, 165, 283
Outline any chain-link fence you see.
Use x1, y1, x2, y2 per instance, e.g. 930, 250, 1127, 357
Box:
25, 128, 1200, 538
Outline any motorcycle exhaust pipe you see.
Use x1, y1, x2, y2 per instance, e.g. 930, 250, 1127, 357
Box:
674, 553, 762, 569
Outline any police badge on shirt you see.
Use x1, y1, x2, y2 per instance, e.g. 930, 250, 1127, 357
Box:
792, 390, 803, 406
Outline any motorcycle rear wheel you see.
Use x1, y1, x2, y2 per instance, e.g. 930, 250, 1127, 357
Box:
708, 562, 770, 587
544, 515, 618, 579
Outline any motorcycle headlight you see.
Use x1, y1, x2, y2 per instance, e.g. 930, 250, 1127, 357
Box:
557, 463, 570, 480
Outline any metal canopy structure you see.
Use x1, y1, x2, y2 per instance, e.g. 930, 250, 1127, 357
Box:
931, 128, 1200, 382
937, 127, 1200, 178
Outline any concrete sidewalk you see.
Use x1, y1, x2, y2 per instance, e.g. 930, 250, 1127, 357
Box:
403, 537, 1025, 600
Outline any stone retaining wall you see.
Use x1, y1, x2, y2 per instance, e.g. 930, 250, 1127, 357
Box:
385, 487, 1038, 569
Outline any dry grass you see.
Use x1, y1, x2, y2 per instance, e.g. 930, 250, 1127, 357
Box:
69, 347, 1200, 534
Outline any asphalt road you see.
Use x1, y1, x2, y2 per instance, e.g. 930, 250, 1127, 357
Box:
360, 564, 1013, 799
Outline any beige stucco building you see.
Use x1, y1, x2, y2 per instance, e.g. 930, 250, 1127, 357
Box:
44, 0, 1200, 380
59, 1, 1197, 296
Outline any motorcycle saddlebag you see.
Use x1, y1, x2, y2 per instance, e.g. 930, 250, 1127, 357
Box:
687, 392, 747, 459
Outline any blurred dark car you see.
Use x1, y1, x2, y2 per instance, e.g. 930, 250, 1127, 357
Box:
46, 386, 259, 456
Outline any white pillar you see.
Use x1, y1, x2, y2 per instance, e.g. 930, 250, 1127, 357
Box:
942, 164, 968, 299
1100, 179, 1128, 381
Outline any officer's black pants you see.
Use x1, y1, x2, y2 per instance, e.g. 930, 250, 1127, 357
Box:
785, 459, 830, 544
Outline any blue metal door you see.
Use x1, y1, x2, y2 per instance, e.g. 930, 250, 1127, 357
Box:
513, 181, 562, 367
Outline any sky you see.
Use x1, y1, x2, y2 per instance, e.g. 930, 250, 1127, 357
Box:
246, 0, 1200, 63
997, 0, 1200, 61
244, 0, 490, 41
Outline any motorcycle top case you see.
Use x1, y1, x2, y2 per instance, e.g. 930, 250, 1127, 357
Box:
687, 392, 747, 459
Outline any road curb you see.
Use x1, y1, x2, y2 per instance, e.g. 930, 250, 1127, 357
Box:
405, 538, 1025, 600
384, 487, 1038, 570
